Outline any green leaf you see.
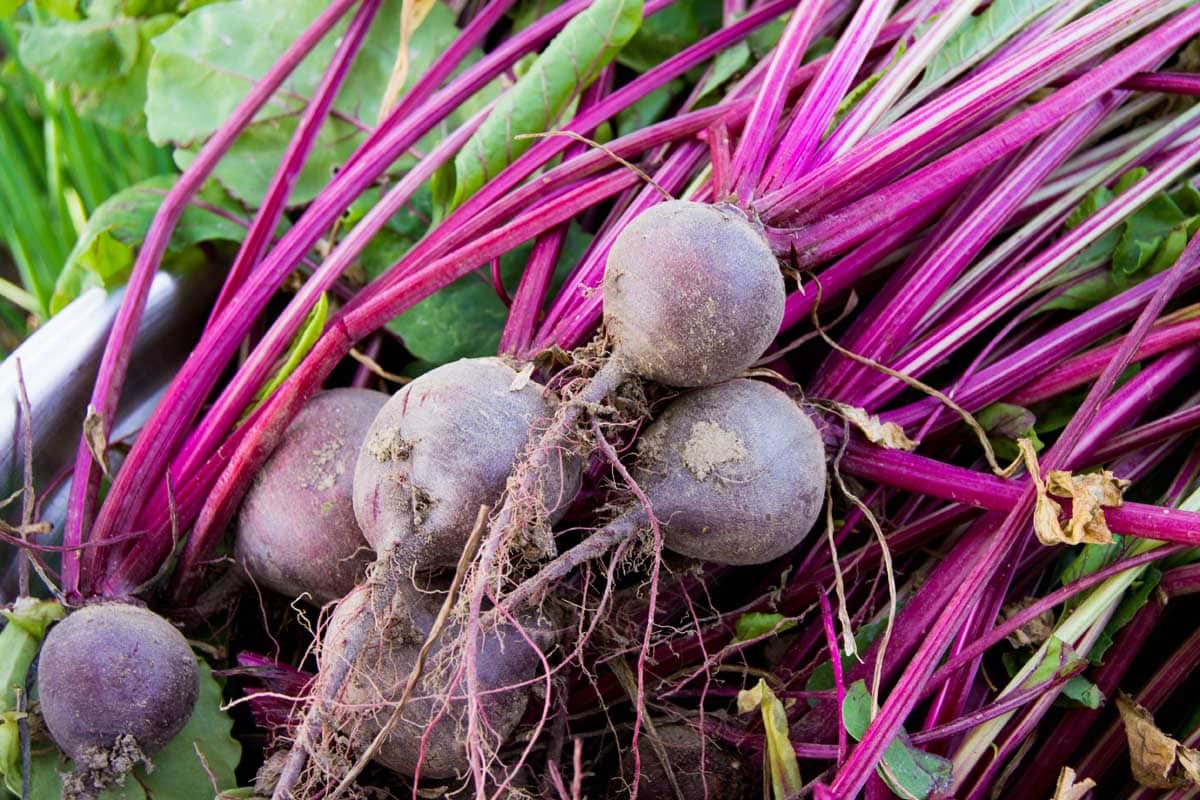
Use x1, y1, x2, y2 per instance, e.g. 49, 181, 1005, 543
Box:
978, 402, 1042, 462
616, 0, 717, 73
1065, 186, 1115, 230
747, 16, 790, 59
434, 0, 643, 215
1112, 192, 1193, 275
804, 619, 886, 702
734, 612, 796, 642
50, 175, 243, 312
615, 79, 680, 137
0, 0, 23, 17
1059, 676, 1103, 709
18, 17, 141, 86
696, 41, 749, 101
147, 0, 462, 205
0, 599, 64, 797
1059, 536, 1124, 592
24, 658, 240, 800
364, 219, 593, 365
32, 0, 78, 19
172, 116, 361, 208
1044, 172, 1200, 313
1089, 567, 1161, 663
245, 292, 328, 418
917, 0, 1058, 91
18, 14, 176, 131
842, 681, 953, 799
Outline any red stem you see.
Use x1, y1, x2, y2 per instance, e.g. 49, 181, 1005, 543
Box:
64, 0, 360, 597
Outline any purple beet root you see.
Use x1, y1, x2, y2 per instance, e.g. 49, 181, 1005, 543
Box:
603, 200, 785, 388
321, 585, 544, 779
632, 379, 826, 565
353, 357, 581, 572
235, 388, 386, 605
37, 603, 198, 794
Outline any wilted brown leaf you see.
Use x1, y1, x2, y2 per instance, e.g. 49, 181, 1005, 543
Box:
1045, 469, 1130, 546
1019, 439, 1128, 546
837, 404, 918, 451
83, 405, 109, 476
1001, 598, 1055, 648
1117, 694, 1200, 789
1051, 766, 1095, 800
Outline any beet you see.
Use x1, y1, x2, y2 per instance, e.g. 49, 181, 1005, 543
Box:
37, 603, 198, 789
322, 585, 542, 779
235, 388, 386, 604
353, 357, 580, 571
603, 200, 785, 388
632, 379, 826, 565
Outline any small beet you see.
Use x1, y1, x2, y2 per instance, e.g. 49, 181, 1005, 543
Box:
322, 586, 542, 779
235, 388, 386, 605
37, 603, 198, 785
632, 379, 825, 565
353, 357, 580, 570
603, 200, 785, 388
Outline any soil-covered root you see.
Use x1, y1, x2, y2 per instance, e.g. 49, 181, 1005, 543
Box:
614, 722, 750, 800
36, 603, 199, 798
314, 584, 548, 782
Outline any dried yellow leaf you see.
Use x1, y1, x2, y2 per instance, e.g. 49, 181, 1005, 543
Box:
837, 404, 918, 451
738, 679, 802, 800
1051, 766, 1095, 800
1018, 439, 1128, 546
378, 0, 438, 123
1117, 694, 1200, 789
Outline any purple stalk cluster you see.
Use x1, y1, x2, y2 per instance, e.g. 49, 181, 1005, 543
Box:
51, 0, 1200, 796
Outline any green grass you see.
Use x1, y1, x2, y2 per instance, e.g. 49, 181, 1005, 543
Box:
0, 17, 173, 354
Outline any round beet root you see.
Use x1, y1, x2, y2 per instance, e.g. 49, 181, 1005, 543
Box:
617, 723, 748, 800
353, 357, 580, 570
234, 388, 384, 606
603, 200, 784, 388
235, 388, 385, 605
323, 586, 542, 779
37, 604, 199, 767
632, 379, 825, 565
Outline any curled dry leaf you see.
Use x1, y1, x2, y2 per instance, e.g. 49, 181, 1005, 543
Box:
1001, 598, 1055, 648
836, 403, 918, 451
1045, 468, 1130, 545
83, 405, 109, 476
509, 362, 535, 392
1017, 438, 1129, 546
1116, 693, 1200, 789
1051, 766, 1095, 800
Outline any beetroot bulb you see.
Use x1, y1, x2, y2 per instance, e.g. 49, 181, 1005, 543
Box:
235, 388, 386, 605
353, 356, 581, 573
602, 199, 786, 388
496, 378, 827, 615
37, 603, 199, 798
271, 357, 579, 796
320, 585, 544, 780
